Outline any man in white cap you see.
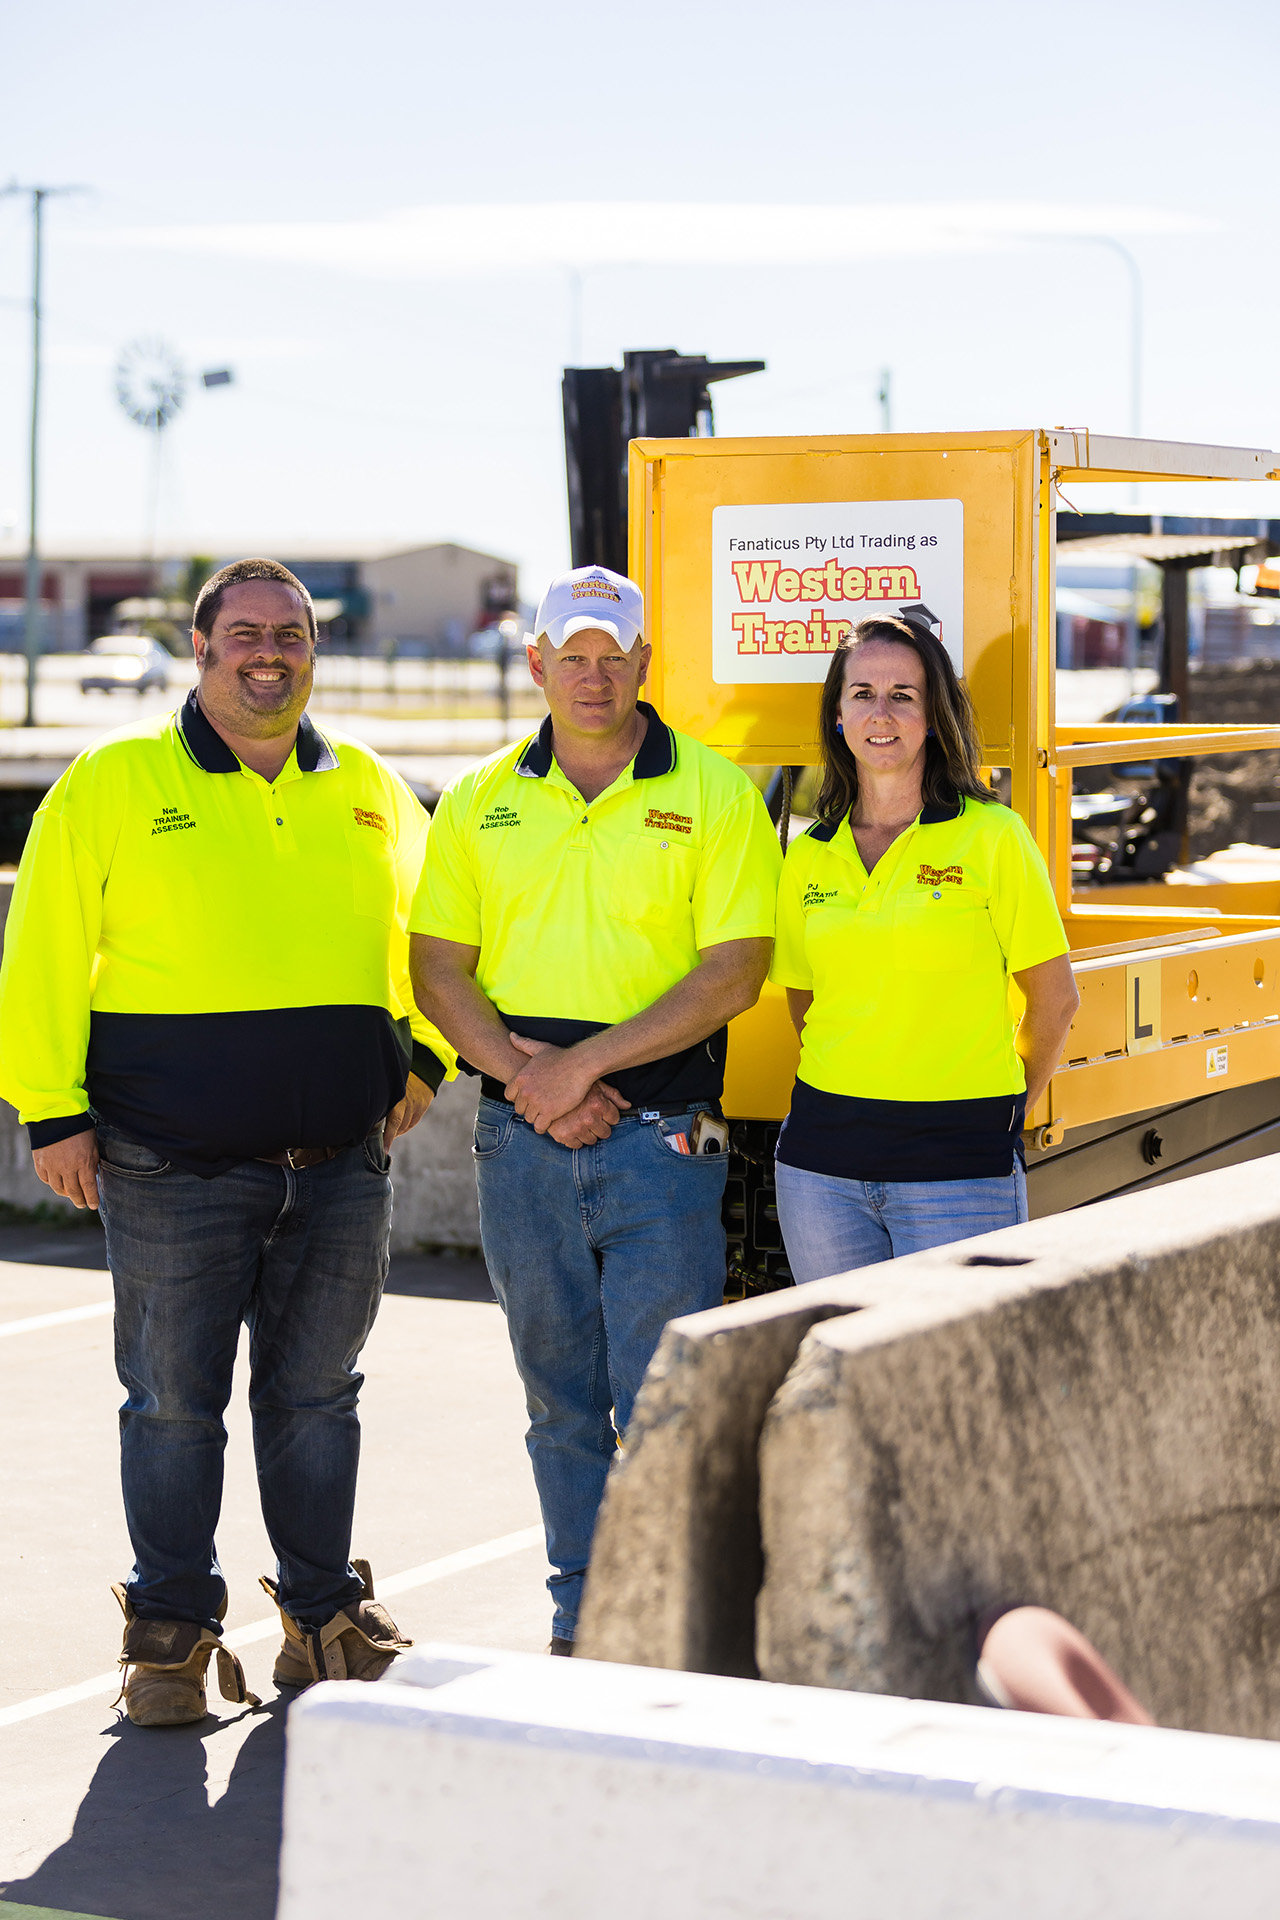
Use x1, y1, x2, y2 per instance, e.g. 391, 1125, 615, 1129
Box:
410, 565, 780, 1650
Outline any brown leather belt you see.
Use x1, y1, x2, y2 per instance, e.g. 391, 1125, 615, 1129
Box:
255, 1146, 344, 1171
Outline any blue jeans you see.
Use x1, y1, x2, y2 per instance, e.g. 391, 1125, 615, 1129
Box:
474, 1097, 728, 1640
774, 1159, 1028, 1285
97, 1121, 393, 1633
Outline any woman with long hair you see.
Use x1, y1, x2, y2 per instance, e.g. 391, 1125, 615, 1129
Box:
771, 616, 1080, 1283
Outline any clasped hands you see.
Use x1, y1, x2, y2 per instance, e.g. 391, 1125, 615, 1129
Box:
504, 1036, 630, 1146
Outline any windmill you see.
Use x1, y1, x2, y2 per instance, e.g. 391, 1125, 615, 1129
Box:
114, 341, 234, 566
114, 337, 187, 563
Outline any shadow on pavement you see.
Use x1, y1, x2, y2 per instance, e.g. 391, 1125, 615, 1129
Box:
0, 1213, 497, 1302
1, 1701, 286, 1920
386, 1247, 496, 1303
0, 1218, 108, 1270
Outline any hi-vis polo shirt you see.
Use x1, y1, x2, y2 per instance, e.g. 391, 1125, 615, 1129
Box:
0, 689, 454, 1175
410, 701, 781, 1107
771, 788, 1068, 1181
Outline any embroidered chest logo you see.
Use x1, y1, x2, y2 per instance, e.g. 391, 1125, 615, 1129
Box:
802, 882, 838, 909
479, 804, 521, 831
916, 863, 963, 887
644, 808, 693, 836
151, 806, 195, 836
352, 807, 389, 835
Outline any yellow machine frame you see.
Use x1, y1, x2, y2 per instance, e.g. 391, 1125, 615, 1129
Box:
627, 427, 1280, 1149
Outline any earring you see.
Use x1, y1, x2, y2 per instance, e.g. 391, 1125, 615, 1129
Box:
927, 727, 935, 738
835, 721, 844, 735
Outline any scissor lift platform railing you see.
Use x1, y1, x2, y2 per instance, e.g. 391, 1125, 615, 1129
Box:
1028, 707, 1280, 1203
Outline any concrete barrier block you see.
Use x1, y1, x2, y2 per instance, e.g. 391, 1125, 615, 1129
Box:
384, 1073, 480, 1252
277, 1642, 1280, 1920
577, 1279, 871, 1674
0, 1097, 81, 1219
757, 1155, 1280, 1738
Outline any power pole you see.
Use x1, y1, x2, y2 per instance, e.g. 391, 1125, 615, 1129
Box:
2, 183, 84, 726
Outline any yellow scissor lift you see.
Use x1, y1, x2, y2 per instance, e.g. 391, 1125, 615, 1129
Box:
626, 427, 1280, 1289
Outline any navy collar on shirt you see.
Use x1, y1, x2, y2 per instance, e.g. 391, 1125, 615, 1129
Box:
515, 699, 677, 781
177, 687, 339, 774
808, 781, 965, 843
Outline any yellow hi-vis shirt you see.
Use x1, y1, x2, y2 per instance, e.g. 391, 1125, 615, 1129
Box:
410, 702, 781, 1106
771, 789, 1068, 1180
0, 690, 454, 1174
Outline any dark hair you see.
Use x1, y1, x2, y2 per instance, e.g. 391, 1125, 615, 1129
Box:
815, 617, 994, 826
192, 558, 316, 642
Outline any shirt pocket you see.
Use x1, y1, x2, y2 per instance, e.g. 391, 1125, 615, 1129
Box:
608, 832, 696, 929
891, 885, 986, 973
346, 825, 398, 925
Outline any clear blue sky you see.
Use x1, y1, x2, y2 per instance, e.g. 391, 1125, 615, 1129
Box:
2, 0, 1277, 595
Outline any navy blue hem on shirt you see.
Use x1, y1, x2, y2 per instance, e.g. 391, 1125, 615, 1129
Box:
71, 1005, 423, 1176
470, 1012, 727, 1109
777, 1078, 1027, 1182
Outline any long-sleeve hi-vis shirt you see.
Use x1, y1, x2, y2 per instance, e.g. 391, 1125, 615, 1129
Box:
0, 690, 454, 1175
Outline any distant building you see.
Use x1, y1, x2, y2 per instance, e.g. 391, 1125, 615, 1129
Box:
0, 541, 520, 655
359, 545, 520, 655
0, 558, 154, 653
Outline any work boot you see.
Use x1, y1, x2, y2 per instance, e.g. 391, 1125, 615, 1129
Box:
112, 1583, 260, 1728
262, 1559, 411, 1690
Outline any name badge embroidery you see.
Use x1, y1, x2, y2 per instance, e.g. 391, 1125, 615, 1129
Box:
916, 863, 962, 887
151, 807, 195, 836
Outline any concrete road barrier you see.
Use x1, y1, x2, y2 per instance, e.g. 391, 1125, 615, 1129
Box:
577, 1279, 870, 1674
277, 1643, 1280, 1920
758, 1159, 1280, 1736
583, 1155, 1280, 1741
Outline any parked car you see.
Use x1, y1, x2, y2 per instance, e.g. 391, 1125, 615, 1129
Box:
79, 635, 170, 696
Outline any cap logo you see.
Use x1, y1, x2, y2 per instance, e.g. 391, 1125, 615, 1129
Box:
533, 566, 644, 651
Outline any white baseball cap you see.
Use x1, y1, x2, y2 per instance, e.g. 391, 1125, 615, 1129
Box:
531, 566, 645, 651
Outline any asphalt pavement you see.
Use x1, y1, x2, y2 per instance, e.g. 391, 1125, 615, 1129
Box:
0, 1222, 547, 1920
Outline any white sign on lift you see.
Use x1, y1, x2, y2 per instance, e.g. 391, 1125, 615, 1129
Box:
711, 498, 964, 683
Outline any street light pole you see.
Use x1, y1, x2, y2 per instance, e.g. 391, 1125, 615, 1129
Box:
2, 182, 84, 727
1083, 234, 1142, 443
1018, 230, 1143, 444
876, 367, 892, 433
1021, 230, 1145, 669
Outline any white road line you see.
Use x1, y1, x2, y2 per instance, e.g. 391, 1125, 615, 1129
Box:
0, 1525, 545, 1729
0, 1301, 113, 1338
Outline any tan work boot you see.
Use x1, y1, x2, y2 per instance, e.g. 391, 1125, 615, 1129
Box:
112, 1584, 260, 1728
262, 1558, 412, 1690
